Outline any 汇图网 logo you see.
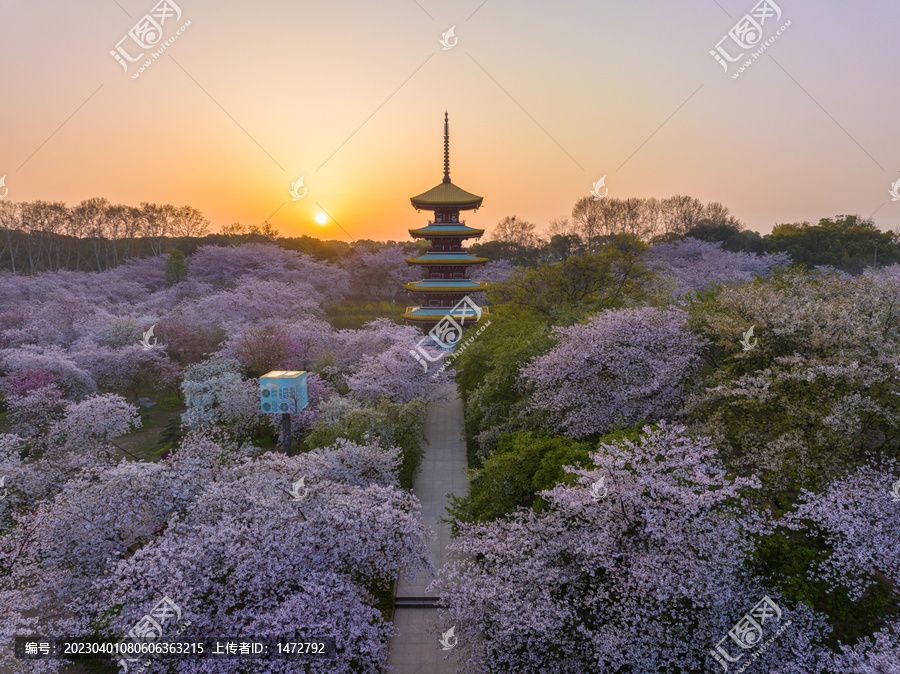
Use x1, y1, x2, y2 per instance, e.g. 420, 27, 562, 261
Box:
711, 596, 791, 672
289, 176, 307, 201
439, 626, 457, 650
409, 295, 485, 373
740, 326, 758, 352
710, 0, 791, 80
590, 477, 608, 502
440, 26, 458, 51
290, 476, 309, 501
110, 0, 192, 79
590, 176, 608, 201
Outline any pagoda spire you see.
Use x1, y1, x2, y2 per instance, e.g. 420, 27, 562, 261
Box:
443, 111, 451, 184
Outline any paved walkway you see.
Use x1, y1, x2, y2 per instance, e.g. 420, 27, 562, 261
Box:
385, 384, 468, 673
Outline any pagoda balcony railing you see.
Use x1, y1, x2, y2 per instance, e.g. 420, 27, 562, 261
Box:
405, 306, 490, 317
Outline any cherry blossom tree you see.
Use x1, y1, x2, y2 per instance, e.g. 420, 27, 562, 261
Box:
0, 433, 55, 528
687, 272, 900, 498
346, 341, 450, 405
5, 384, 68, 444
647, 238, 789, 301
0, 345, 96, 399
522, 308, 706, 438
70, 342, 180, 398
332, 319, 422, 371
2, 369, 57, 397
273, 317, 337, 372
187, 243, 350, 303
431, 424, 834, 673
214, 377, 271, 444
3, 434, 432, 674
180, 278, 323, 330
181, 357, 243, 429
469, 259, 518, 305
469, 259, 518, 285
821, 623, 900, 673
227, 325, 306, 377
867, 262, 900, 283
343, 245, 419, 304
45, 394, 141, 472
782, 466, 900, 601
151, 318, 223, 366
92, 315, 147, 348
103, 254, 168, 292
307, 396, 430, 489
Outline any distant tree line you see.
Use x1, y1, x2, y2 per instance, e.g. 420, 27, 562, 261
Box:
0, 199, 213, 274
2, 194, 895, 276
470, 195, 899, 273
0, 198, 425, 274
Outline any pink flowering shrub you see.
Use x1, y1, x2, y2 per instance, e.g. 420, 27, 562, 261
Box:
2, 369, 57, 397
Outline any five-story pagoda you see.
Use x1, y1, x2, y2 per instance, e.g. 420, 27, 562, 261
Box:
402, 113, 489, 334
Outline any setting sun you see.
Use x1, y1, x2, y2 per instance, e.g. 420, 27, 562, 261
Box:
315, 213, 328, 225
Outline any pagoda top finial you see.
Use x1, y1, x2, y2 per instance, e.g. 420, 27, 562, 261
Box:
443, 111, 451, 184
410, 112, 483, 211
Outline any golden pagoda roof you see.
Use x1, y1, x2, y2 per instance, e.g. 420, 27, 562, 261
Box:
410, 181, 483, 211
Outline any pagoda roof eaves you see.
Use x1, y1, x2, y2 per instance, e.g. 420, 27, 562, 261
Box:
410, 181, 484, 210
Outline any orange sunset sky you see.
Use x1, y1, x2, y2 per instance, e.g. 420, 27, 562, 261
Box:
2, 0, 899, 241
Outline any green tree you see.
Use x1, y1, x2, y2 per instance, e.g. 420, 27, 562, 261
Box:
486, 235, 651, 320
304, 397, 429, 489
164, 249, 188, 286
447, 432, 593, 532
767, 215, 896, 272
468, 239, 543, 267
453, 304, 554, 463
